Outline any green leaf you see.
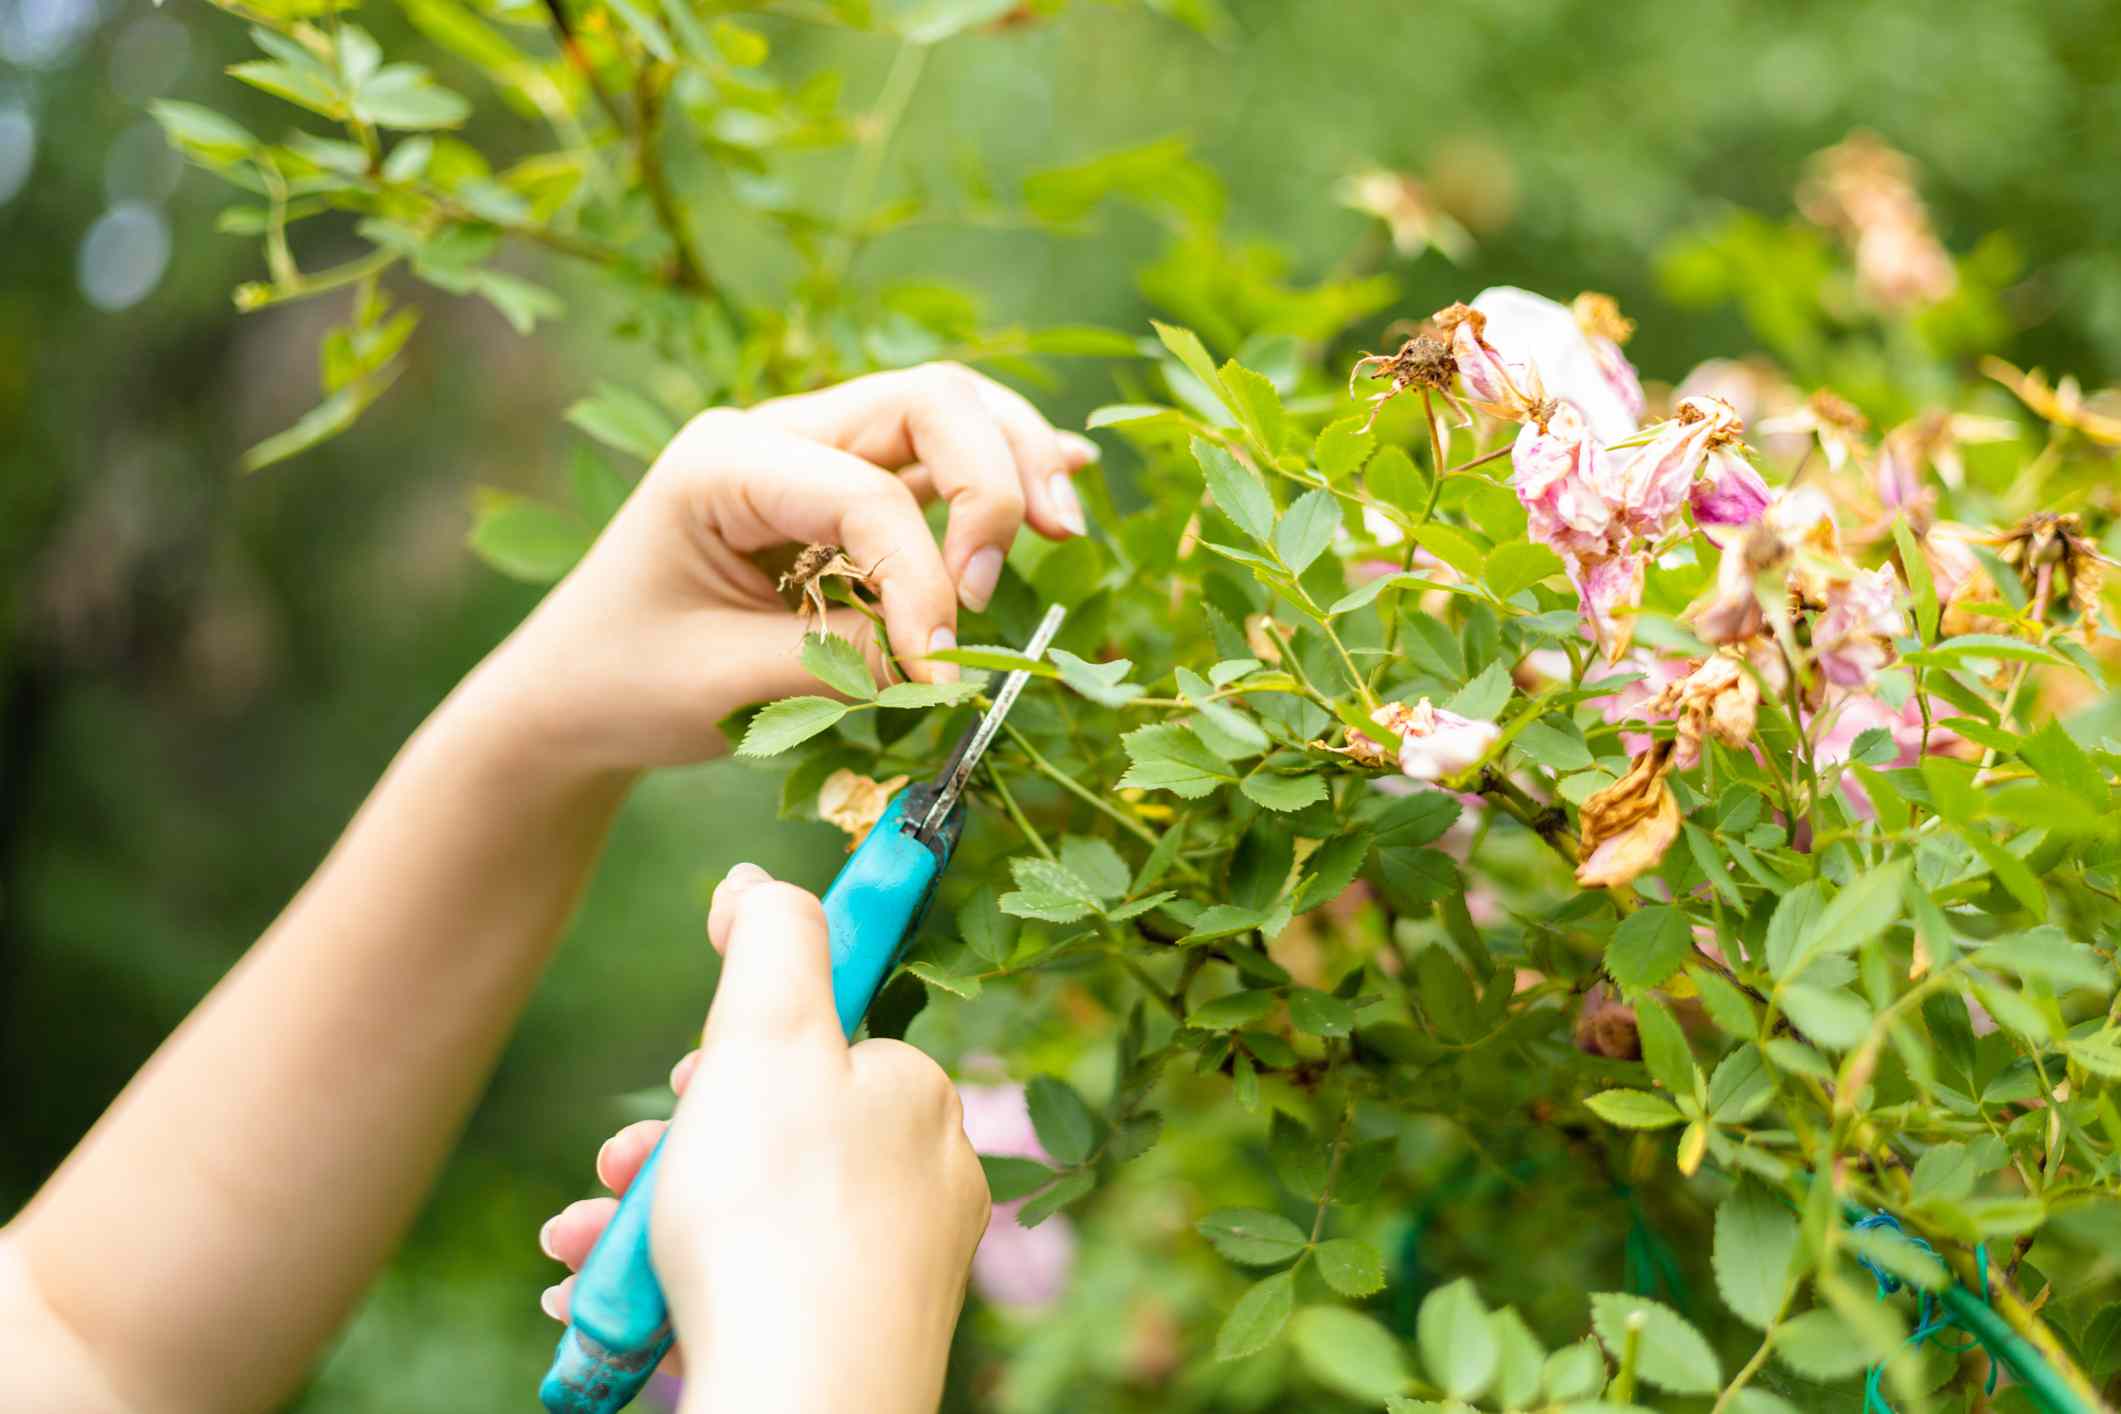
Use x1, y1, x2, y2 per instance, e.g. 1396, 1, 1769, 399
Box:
1048, 648, 1144, 707
1489, 1307, 1547, 1410
1295, 831, 1370, 912
1193, 436, 1275, 545
1606, 906, 1693, 989
1221, 359, 1290, 457
736, 697, 848, 757
1215, 1271, 1295, 1360
1181, 904, 1268, 944
1314, 416, 1374, 481
1023, 1075, 1096, 1166
906, 960, 980, 1000
150, 100, 259, 168
567, 447, 631, 527
1295, 1305, 1412, 1402
1058, 836, 1130, 901
1445, 661, 1513, 720
1589, 1293, 1721, 1395
1241, 773, 1327, 812
1015, 1168, 1094, 1227
566, 383, 678, 462
1152, 319, 1228, 393
1514, 719, 1593, 772
1196, 1208, 1307, 1266
2067, 1035, 2121, 1079
1763, 881, 1827, 977
466, 492, 592, 583
1893, 517, 1939, 642
874, 680, 983, 708
1585, 1090, 1684, 1131
1366, 446, 1427, 520
1966, 831, 2048, 919
1541, 1340, 1607, 1402
1772, 1308, 1873, 1381
1786, 861, 1907, 977
979, 1153, 1055, 1202
928, 645, 1058, 676
1287, 987, 1356, 1037
1713, 1181, 1798, 1328
468, 269, 562, 334
1708, 1043, 1775, 1123
1974, 928, 2111, 991
1369, 789, 1463, 848
1778, 983, 1872, 1051
353, 63, 471, 129
888, 0, 1015, 42
1000, 857, 1101, 924
1315, 1238, 1386, 1296
1118, 723, 1235, 799
1486, 540, 1566, 600
1633, 994, 1695, 1099
1413, 523, 1486, 578
1417, 1279, 1498, 1403
801, 632, 877, 700
1274, 488, 1340, 573
958, 886, 1019, 966
1187, 989, 1276, 1031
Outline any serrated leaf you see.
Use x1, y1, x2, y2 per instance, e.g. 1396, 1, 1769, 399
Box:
736, 697, 848, 757
1119, 722, 1235, 798
1215, 1271, 1295, 1360
1541, 1339, 1606, 1402
1589, 1293, 1720, 1394
1369, 789, 1462, 848
1287, 987, 1356, 1038
1048, 647, 1144, 707
801, 632, 877, 700
906, 960, 980, 1000
1241, 772, 1328, 812
1714, 1181, 1798, 1328
466, 492, 591, 583
978, 1153, 1054, 1202
1974, 928, 2111, 990
1287, 1311, 1411, 1405
1295, 830, 1370, 912
1606, 906, 1693, 989
1023, 1075, 1096, 1166
1197, 1208, 1307, 1266
1778, 983, 1872, 1051
1486, 539, 1565, 600
1634, 994, 1695, 1099
1314, 416, 1374, 481
1585, 1090, 1684, 1131
957, 884, 1019, 966
566, 382, 678, 462
875, 679, 983, 708
1785, 861, 1907, 978
1015, 1168, 1094, 1227
1444, 661, 1513, 720
1366, 445, 1427, 520
1000, 857, 1101, 924
1490, 1307, 1546, 1409
1193, 436, 1275, 545
1708, 1043, 1774, 1124
1771, 1308, 1872, 1381
1187, 989, 1276, 1031
1274, 488, 1340, 573
1417, 1278, 1498, 1402
1315, 1238, 1385, 1296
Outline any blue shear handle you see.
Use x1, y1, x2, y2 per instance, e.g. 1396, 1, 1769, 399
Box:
538, 791, 946, 1414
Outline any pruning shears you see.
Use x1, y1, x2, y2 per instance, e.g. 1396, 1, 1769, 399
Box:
538, 603, 1068, 1414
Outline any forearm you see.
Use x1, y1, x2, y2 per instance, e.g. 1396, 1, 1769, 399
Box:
6, 645, 631, 1414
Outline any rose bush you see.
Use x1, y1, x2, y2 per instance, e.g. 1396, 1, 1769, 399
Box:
157, 0, 2121, 1408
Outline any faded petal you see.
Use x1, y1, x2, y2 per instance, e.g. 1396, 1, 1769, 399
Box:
1470, 286, 1641, 440
1611, 395, 1745, 537
1569, 550, 1646, 659
1575, 741, 1681, 889
1815, 564, 1906, 687
1689, 445, 1771, 534
1512, 400, 1615, 558
818, 769, 912, 848
1375, 698, 1501, 781
1433, 300, 1546, 424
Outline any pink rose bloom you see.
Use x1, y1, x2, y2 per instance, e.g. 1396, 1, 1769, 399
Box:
959, 1081, 1077, 1311
1568, 549, 1646, 659
1470, 286, 1642, 441
1588, 334, 1646, 423
1689, 445, 1772, 535
1513, 400, 1617, 560
1813, 688, 1961, 820
1610, 396, 1745, 538
1374, 698, 1501, 781
1814, 565, 1907, 687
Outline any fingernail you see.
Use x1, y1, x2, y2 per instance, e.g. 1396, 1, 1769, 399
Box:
540, 1284, 564, 1321
594, 1135, 616, 1179
959, 547, 1004, 612
1049, 474, 1087, 536
928, 626, 959, 683
538, 1217, 559, 1259
1060, 431, 1101, 464
722, 861, 768, 889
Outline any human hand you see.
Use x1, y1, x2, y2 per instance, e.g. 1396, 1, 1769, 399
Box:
535, 864, 991, 1414
484, 365, 1096, 772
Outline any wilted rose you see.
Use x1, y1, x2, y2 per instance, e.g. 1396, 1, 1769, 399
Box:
1512, 399, 1617, 560
1575, 740, 1680, 890
1372, 697, 1501, 781
1813, 564, 1906, 687
1642, 651, 1762, 770
817, 768, 911, 848
1609, 395, 1746, 538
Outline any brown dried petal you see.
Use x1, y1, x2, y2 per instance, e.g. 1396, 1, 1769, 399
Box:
818, 769, 910, 849
1575, 741, 1680, 890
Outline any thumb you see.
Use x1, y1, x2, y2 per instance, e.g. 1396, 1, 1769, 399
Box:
704, 879, 843, 1048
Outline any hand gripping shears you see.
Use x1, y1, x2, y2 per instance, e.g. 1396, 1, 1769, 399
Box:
537, 604, 1067, 1414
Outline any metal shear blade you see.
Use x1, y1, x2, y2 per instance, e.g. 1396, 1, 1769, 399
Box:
910, 603, 1067, 842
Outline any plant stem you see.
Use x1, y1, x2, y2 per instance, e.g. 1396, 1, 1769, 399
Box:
998, 722, 1209, 885
829, 38, 928, 283
985, 759, 1055, 862
634, 64, 712, 294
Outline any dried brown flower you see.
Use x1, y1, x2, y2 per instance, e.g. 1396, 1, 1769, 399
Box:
817, 769, 910, 849
1347, 335, 1456, 432
1575, 740, 1680, 890
1571, 292, 1635, 346
1573, 984, 1641, 1060
1641, 652, 1761, 770
777, 543, 876, 627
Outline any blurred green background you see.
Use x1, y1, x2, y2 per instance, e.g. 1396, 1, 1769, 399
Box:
5, 0, 2120, 1408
